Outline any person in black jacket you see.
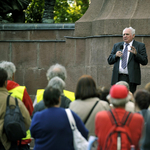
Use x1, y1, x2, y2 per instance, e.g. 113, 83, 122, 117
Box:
107, 27, 148, 94
32, 76, 71, 117
134, 89, 150, 150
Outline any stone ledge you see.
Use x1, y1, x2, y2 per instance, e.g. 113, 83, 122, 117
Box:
65, 35, 150, 39
0, 40, 66, 42
0, 23, 75, 31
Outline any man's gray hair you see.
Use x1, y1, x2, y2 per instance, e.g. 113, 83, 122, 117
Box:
123, 27, 135, 35
46, 63, 67, 81
47, 76, 66, 93
0, 61, 16, 80
116, 81, 130, 91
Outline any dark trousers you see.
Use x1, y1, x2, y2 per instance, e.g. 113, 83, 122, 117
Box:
0, 142, 18, 150
118, 74, 137, 94
0, 143, 29, 150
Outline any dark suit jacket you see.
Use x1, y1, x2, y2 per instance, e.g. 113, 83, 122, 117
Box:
107, 40, 148, 85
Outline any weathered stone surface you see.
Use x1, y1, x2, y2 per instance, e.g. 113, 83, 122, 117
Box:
1, 31, 29, 41
65, 66, 85, 92
11, 43, 37, 68
24, 69, 47, 95
30, 31, 56, 40
55, 42, 66, 65
75, 0, 150, 36
144, 37, 150, 66
0, 43, 10, 60
64, 39, 76, 67
15, 68, 24, 86
56, 30, 74, 40
76, 39, 86, 66
38, 42, 56, 68
85, 38, 92, 66
140, 67, 150, 90
97, 65, 112, 88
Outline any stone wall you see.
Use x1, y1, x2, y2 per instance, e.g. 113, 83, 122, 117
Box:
0, 23, 149, 104
0, 24, 76, 101
75, 0, 150, 36
1, 0, 150, 103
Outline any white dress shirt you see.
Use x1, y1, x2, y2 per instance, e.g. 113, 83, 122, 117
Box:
119, 40, 133, 74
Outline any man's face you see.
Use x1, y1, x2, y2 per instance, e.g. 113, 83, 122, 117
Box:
123, 28, 135, 43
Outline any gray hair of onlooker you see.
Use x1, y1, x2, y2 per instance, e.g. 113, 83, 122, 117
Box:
0, 61, 16, 80
46, 63, 67, 81
115, 81, 130, 91
107, 85, 131, 107
144, 82, 150, 93
123, 27, 135, 35
47, 76, 66, 94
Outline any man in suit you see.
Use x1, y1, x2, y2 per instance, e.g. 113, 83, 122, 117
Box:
107, 27, 148, 93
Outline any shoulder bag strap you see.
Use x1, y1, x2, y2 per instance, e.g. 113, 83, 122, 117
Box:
6, 95, 11, 106
109, 110, 131, 126
122, 112, 131, 125
84, 101, 99, 124
65, 109, 76, 130
109, 109, 118, 125
15, 98, 18, 106
109, 110, 121, 150
7, 94, 19, 106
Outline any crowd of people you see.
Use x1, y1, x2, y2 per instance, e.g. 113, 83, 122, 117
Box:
0, 61, 150, 150
0, 26, 149, 150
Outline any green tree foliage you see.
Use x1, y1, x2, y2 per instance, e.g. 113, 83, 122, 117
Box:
25, 0, 89, 23
25, 0, 45, 23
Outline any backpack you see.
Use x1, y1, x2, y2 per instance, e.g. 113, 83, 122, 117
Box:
4, 95, 26, 142
104, 110, 133, 150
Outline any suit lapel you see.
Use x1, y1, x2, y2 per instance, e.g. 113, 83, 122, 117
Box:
128, 40, 136, 64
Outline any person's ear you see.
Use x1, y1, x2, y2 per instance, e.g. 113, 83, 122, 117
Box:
4, 80, 7, 88
58, 96, 61, 105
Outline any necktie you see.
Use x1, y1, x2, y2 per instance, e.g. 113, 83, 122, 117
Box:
121, 43, 129, 69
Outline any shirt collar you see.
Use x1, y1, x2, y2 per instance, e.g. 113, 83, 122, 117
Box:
124, 40, 134, 46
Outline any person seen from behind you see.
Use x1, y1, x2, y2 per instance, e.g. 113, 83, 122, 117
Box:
32, 76, 71, 117
134, 89, 150, 150
33, 63, 74, 107
0, 61, 33, 149
115, 81, 135, 112
30, 86, 88, 150
0, 68, 31, 150
95, 84, 144, 150
69, 75, 110, 137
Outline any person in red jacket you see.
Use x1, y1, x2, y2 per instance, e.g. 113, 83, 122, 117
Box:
95, 85, 144, 150
0, 61, 33, 150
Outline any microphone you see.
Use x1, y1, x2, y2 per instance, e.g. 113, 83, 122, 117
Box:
120, 45, 123, 59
